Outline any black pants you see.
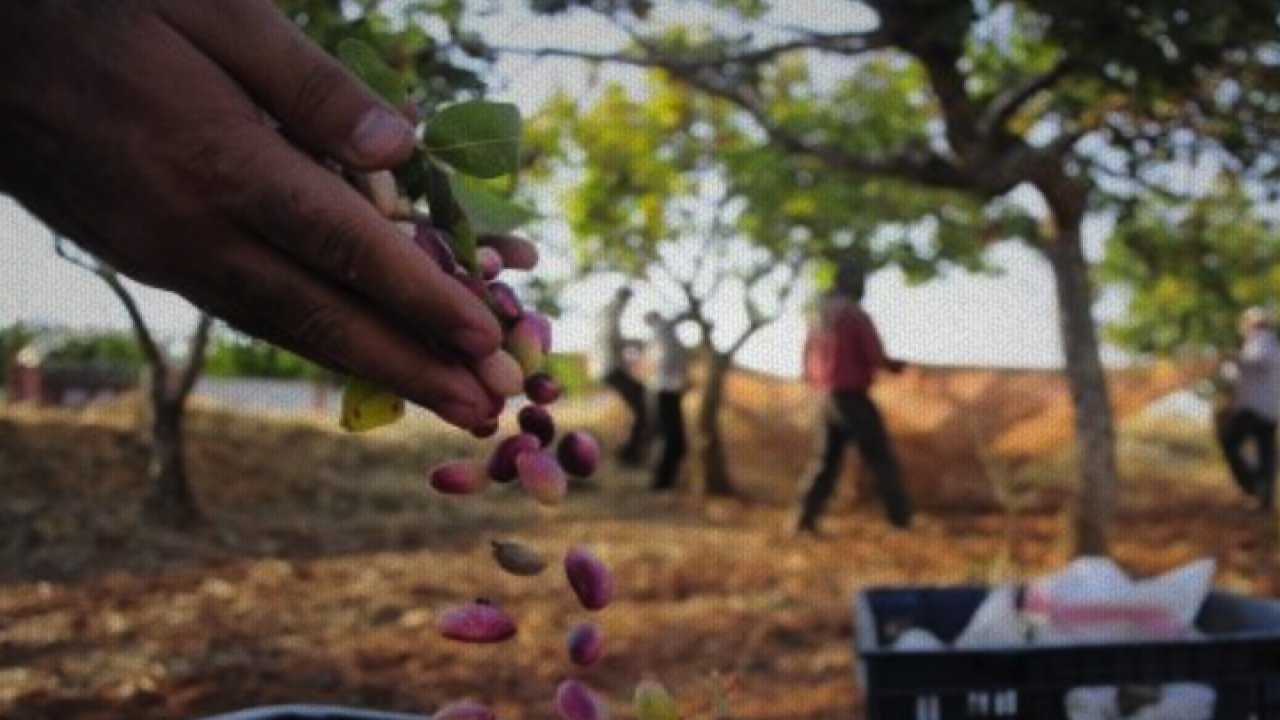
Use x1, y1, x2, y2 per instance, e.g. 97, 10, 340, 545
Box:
1217, 407, 1277, 507
604, 368, 649, 464
651, 390, 687, 490
798, 390, 912, 529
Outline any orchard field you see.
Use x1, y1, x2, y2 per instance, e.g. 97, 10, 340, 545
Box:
0, 366, 1276, 720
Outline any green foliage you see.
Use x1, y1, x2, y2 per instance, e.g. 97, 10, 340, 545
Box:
451, 175, 540, 234
0, 323, 35, 367
543, 352, 591, 397
338, 37, 409, 106
203, 333, 330, 380
279, 0, 484, 108
44, 331, 145, 370
423, 101, 523, 179
1100, 174, 1280, 356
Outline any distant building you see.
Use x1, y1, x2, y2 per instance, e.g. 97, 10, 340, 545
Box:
4, 345, 137, 406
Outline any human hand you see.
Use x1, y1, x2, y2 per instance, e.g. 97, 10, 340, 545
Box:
0, 0, 534, 430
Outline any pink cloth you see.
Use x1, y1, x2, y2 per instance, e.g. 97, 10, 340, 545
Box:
803, 295, 889, 392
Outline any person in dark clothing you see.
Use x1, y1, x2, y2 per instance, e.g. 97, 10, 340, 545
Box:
589, 286, 649, 466
644, 311, 690, 491
795, 262, 913, 533
1217, 306, 1280, 510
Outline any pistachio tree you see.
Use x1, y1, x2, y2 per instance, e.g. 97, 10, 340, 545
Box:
529, 74, 995, 494
516, 0, 1280, 553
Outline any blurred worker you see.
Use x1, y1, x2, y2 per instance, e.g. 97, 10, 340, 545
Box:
1217, 306, 1280, 510
795, 261, 913, 534
644, 310, 690, 491
588, 285, 649, 466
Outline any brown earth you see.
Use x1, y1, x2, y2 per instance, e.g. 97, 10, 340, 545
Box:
0, 362, 1273, 720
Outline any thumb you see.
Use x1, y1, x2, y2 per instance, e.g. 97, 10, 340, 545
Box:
163, 0, 415, 169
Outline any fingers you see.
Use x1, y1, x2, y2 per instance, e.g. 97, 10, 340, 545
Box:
230, 121, 505, 360
479, 234, 539, 271
191, 234, 491, 429
161, 0, 414, 170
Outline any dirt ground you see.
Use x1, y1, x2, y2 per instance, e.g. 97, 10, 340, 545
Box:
0, 364, 1274, 720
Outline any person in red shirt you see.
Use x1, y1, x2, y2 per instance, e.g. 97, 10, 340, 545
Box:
795, 261, 913, 533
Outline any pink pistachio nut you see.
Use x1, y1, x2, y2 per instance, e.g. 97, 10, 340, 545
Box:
491, 540, 548, 577
477, 246, 504, 281
556, 431, 600, 478
567, 621, 605, 667
517, 404, 556, 447
555, 679, 610, 720
428, 460, 491, 496
525, 311, 553, 353
433, 700, 497, 720
524, 373, 563, 405
487, 281, 524, 324
517, 450, 568, 506
470, 419, 499, 439
413, 224, 458, 275
504, 317, 546, 374
487, 433, 542, 483
564, 545, 614, 612
436, 602, 517, 643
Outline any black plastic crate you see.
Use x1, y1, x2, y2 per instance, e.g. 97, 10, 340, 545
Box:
854, 585, 1280, 720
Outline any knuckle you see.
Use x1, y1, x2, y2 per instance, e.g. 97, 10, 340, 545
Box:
290, 303, 354, 360
287, 61, 351, 127
311, 218, 369, 283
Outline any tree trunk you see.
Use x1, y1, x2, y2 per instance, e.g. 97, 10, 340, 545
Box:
697, 353, 736, 496
142, 372, 201, 525
1043, 212, 1119, 556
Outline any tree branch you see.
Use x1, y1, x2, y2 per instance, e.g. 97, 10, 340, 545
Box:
728, 252, 805, 358
504, 27, 890, 72
979, 59, 1074, 137
176, 314, 215, 401
54, 237, 165, 369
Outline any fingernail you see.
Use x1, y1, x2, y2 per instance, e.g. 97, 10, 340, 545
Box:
348, 106, 414, 164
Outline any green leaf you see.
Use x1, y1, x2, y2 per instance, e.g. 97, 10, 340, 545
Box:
418, 160, 478, 272
337, 38, 406, 107
450, 213, 478, 276
452, 175, 540, 234
339, 377, 405, 432
423, 101, 522, 179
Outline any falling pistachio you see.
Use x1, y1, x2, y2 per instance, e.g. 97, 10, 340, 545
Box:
633, 675, 681, 720
567, 621, 605, 667
486, 433, 541, 483
428, 460, 491, 496
491, 540, 548, 577
557, 431, 600, 478
564, 545, 613, 612
517, 404, 556, 447
555, 678, 609, 720
436, 601, 517, 643
524, 373, 564, 406
517, 449, 568, 506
